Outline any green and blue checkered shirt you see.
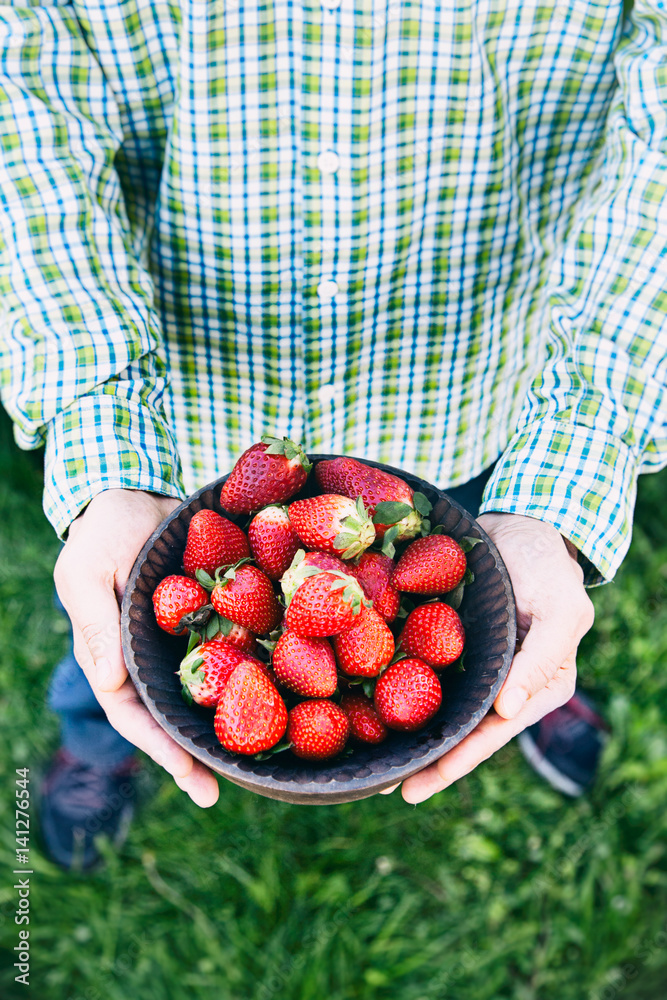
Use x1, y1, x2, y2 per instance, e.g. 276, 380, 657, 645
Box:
0, 0, 665, 582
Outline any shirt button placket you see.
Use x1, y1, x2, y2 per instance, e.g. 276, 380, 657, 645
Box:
302, 0, 345, 448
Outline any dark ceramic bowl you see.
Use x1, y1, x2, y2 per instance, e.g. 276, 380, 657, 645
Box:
121, 456, 516, 805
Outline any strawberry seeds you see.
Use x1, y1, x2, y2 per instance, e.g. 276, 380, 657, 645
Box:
151, 438, 473, 762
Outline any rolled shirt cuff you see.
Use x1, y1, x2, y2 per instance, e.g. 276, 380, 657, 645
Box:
43, 392, 186, 539
479, 419, 638, 585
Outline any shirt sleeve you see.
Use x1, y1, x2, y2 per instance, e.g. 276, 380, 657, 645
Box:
479, 0, 667, 586
0, 0, 185, 539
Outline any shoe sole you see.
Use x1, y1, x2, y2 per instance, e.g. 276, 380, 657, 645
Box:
517, 730, 585, 798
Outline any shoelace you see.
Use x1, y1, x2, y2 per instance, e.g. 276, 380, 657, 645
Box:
51, 759, 118, 813
536, 709, 595, 755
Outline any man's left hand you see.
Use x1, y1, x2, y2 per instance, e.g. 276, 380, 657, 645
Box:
387, 513, 595, 804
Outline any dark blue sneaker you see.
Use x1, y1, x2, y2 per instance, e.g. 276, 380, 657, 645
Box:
518, 693, 607, 797
39, 750, 138, 870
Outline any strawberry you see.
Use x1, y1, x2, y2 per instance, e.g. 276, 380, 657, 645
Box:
333, 605, 394, 677
152, 575, 209, 635
219, 437, 312, 514
283, 570, 367, 638
214, 660, 288, 755
287, 699, 350, 760
211, 561, 282, 634
340, 694, 388, 745
271, 631, 338, 698
183, 509, 250, 578
347, 551, 400, 623
209, 621, 257, 654
374, 658, 442, 731
179, 639, 264, 707
280, 549, 347, 603
288, 494, 375, 559
315, 457, 426, 540
400, 602, 465, 669
391, 534, 466, 594
248, 505, 301, 581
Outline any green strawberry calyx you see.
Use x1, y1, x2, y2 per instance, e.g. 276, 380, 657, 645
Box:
177, 601, 214, 634
256, 628, 284, 656
280, 549, 314, 605
333, 497, 376, 559
253, 738, 294, 761
261, 434, 313, 474
195, 569, 216, 590
179, 648, 206, 686
379, 524, 401, 558
177, 601, 238, 642
373, 501, 422, 542
280, 549, 343, 605
208, 557, 253, 589
326, 570, 371, 614
347, 676, 378, 700
374, 492, 431, 544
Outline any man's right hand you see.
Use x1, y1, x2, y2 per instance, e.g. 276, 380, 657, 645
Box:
53, 489, 220, 807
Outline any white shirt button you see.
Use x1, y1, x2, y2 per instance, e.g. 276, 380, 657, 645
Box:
321, 0, 341, 9
317, 150, 340, 174
318, 383, 343, 406
317, 279, 339, 302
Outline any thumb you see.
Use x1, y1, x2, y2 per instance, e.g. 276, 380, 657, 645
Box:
64, 577, 127, 693
494, 613, 575, 719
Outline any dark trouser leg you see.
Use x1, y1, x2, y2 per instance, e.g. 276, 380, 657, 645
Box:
442, 465, 495, 520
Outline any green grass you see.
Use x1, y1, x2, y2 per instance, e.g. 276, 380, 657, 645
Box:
1, 408, 666, 1000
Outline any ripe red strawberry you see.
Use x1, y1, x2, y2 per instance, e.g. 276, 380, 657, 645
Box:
211, 562, 282, 634
179, 639, 264, 707
400, 602, 465, 669
248, 505, 301, 581
391, 534, 466, 594
347, 551, 400, 623
315, 457, 424, 540
283, 570, 367, 637
153, 575, 209, 635
183, 509, 250, 578
214, 660, 288, 754
280, 549, 347, 603
374, 658, 442, 731
340, 694, 388, 745
287, 700, 350, 760
271, 631, 338, 697
219, 437, 312, 514
288, 494, 375, 559
333, 605, 395, 677
209, 621, 257, 654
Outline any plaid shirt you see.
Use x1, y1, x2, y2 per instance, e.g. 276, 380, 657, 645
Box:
0, 0, 665, 583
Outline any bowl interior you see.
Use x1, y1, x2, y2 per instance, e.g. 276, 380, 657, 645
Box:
121, 456, 516, 804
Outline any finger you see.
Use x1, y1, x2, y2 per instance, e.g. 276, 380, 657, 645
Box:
402, 656, 577, 804
379, 783, 400, 796
76, 655, 220, 807
57, 572, 126, 693
173, 762, 220, 807
93, 678, 198, 778
495, 595, 592, 719
72, 626, 125, 696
